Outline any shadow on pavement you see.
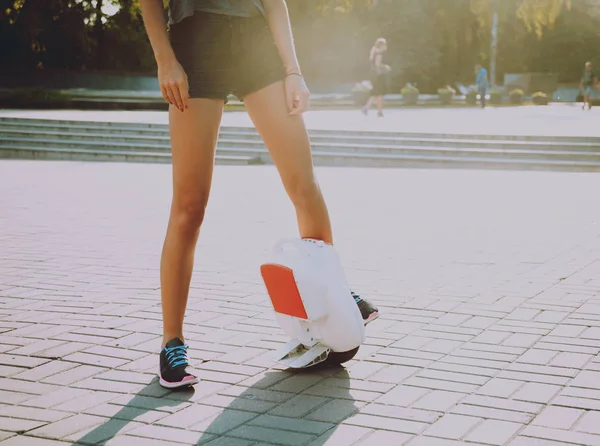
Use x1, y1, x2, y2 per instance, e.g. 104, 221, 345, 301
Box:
71, 364, 357, 445
72, 378, 195, 445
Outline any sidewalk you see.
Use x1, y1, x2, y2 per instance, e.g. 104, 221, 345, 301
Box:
1, 103, 599, 137
2, 160, 600, 445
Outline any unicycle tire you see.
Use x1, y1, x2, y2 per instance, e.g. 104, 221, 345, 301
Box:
326, 347, 360, 365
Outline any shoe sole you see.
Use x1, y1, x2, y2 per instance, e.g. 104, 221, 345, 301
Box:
364, 311, 380, 325
158, 373, 199, 389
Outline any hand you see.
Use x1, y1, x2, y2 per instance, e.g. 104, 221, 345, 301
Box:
285, 73, 310, 116
157, 57, 189, 112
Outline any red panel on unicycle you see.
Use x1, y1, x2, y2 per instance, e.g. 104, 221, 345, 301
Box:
260, 264, 308, 320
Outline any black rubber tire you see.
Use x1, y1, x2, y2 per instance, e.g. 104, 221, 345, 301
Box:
325, 346, 360, 365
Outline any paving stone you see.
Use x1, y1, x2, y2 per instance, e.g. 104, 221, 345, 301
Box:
515, 349, 558, 366
64, 419, 146, 444
356, 430, 414, 445
451, 403, 533, 424
0, 404, 70, 423
373, 385, 430, 407
366, 365, 419, 384
531, 406, 584, 430
411, 390, 465, 412
189, 408, 257, 435
551, 352, 593, 369
407, 437, 487, 446
27, 414, 107, 440
158, 404, 223, 429
508, 437, 570, 446
0, 437, 72, 446
227, 425, 315, 446
52, 390, 120, 412
463, 395, 542, 414
125, 424, 209, 444
14, 360, 78, 382
41, 365, 105, 386
360, 403, 440, 424
248, 415, 332, 435
104, 435, 172, 446
464, 420, 523, 445
21, 387, 92, 409
202, 438, 254, 446
574, 410, 600, 435
502, 334, 542, 348
476, 378, 523, 398
521, 425, 600, 445
268, 394, 329, 418
512, 383, 562, 404
423, 414, 482, 440
570, 370, 600, 390
0, 418, 47, 433
62, 352, 128, 369
343, 413, 427, 435
306, 424, 372, 446
304, 398, 364, 424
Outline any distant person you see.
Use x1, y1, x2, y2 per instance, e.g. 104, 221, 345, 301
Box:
475, 64, 488, 108
362, 38, 391, 117
580, 61, 599, 110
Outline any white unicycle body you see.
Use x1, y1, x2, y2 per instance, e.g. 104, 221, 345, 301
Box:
260, 238, 365, 369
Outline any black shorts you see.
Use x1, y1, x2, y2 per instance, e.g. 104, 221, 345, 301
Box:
169, 12, 286, 101
371, 74, 387, 97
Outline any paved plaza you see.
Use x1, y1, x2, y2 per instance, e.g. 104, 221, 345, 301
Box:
2, 155, 600, 445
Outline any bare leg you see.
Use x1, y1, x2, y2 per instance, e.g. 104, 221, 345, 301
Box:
244, 81, 333, 244
362, 96, 375, 114
161, 99, 224, 347
376, 96, 384, 116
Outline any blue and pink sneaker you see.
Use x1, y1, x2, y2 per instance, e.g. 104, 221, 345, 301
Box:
352, 292, 379, 325
159, 338, 199, 389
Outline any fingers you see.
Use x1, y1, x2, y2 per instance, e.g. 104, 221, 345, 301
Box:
289, 90, 310, 115
161, 85, 175, 106
161, 79, 189, 112
286, 87, 295, 114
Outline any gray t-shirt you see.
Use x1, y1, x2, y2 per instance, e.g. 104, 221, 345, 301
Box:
168, 0, 265, 25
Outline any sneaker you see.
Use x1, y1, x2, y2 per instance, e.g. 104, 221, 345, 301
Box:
159, 338, 199, 389
352, 291, 379, 325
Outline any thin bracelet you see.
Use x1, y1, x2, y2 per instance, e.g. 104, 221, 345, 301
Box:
285, 72, 303, 79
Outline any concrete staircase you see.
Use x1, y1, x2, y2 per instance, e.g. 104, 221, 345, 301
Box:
2, 116, 600, 171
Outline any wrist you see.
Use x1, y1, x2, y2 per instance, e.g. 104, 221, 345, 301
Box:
155, 50, 176, 66
285, 64, 301, 76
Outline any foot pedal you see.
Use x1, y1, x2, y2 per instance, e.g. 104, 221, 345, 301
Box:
273, 339, 330, 369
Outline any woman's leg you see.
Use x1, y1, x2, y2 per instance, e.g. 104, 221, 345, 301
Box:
161, 98, 224, 347
244, 81, 379, 323
244, 81, 332, 243
362, 96, 375, 114
376, 95, 384, 116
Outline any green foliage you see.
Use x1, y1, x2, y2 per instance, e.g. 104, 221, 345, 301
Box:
1, 0, 600, 91
401, 84, 419, 95
438, 86, 456, 95
532, 90, 550, 104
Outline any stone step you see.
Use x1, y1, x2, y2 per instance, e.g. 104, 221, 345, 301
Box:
2, 116, 600, 144
0, 143, 254, 165
3, 134, 600, 163
3, 126, 599, 153
3, 141, 600, 171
